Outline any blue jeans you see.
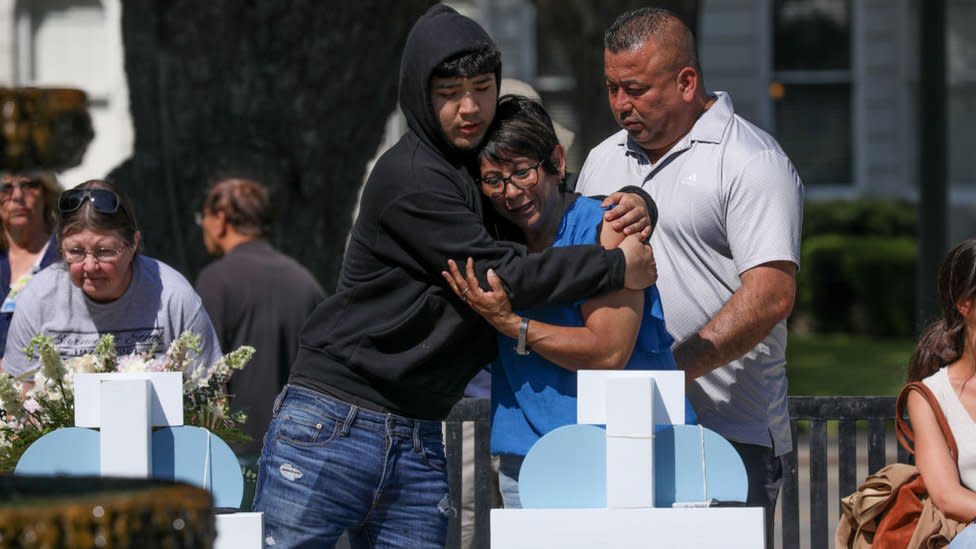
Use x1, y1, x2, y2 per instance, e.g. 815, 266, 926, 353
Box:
497, 454, 524, 509
949, 522, 976, 548
252, 385, 453, 549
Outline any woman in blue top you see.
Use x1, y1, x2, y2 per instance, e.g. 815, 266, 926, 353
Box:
443, 95, 695, 508
0, 171, 60, 368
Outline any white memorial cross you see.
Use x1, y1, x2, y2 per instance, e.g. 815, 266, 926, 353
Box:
74, 372, 183, 477
489, 370, 764, 549
73, 371, 262, 549
577, 370, 686, 508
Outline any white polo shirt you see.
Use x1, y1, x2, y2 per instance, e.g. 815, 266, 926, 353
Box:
577, 91, 804, 455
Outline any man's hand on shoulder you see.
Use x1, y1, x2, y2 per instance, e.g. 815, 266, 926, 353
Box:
618, 234, 657, 290
601, 186, 657, 242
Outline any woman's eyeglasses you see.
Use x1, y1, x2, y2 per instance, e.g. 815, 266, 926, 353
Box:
0, 179, 41, 201
58, 189, 120, 214
61, 243, 130, 264
479, 161, 543, 198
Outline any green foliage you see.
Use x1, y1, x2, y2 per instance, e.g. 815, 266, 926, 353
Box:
803, 198, 917, 241
787, 333, 912, 396
800, 234, 916, 337
796, 198, 918, 337
0, 426, 49, 472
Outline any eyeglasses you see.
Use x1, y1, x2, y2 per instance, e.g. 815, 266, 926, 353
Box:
0, 179, 41, 201
58, 189, 120, 215
479, 161, 543, 197
61, 243, 130, 264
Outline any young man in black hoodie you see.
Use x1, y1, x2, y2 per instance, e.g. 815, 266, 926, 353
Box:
252, 5, 659, 548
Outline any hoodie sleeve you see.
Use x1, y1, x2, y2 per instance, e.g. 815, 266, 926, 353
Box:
375, 188, 625, 310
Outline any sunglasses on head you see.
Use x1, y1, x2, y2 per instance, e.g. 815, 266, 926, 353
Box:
58, 189, 120, 215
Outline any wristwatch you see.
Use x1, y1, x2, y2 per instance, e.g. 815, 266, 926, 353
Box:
516, 317, 531, 356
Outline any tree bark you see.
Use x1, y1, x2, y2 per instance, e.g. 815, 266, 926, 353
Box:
112, 0, 434, 291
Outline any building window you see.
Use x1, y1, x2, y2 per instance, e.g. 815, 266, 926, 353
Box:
771, 0, 852, 186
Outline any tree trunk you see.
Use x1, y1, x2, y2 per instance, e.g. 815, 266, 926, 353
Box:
111, 0, 434, 291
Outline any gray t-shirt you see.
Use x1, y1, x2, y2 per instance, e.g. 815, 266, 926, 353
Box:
577, 92, 803, 455
3, 255, 222, 378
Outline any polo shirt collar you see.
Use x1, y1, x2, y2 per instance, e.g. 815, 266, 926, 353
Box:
690, 91, 733, 144
617, 91, 734, 161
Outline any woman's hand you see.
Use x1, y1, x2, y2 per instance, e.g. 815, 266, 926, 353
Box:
602, 192, 653, 241
442, 258, 520, 337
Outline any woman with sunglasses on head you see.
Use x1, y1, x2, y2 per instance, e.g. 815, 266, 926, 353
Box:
2, 179, 222, 378
0, 171, 61, 371
442, 95, 695, 508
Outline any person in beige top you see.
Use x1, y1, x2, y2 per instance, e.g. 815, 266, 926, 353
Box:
907, 238, 976, 546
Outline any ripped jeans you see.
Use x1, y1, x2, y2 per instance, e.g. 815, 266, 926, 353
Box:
252, 385, 452, 549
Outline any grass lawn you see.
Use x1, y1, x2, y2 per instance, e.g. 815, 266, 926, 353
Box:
786, 333, 915, 396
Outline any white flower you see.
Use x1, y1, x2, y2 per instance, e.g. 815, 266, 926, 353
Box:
144, 357, 167, 372
2, 330, 255, 471
22, 398, 40, 414
65, 354, 99, 374
31, 370, 48, 389
117, 354, 152, 373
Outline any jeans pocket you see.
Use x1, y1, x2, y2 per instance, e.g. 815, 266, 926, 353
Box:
275, 407, 341, 448
271, 386, 289, 419
420, 435, 447, 473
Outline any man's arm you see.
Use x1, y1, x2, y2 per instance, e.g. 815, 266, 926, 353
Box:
442, 221, 647, 371
673, 261, 796, 380
376, 188, 654, 311
676, 143, 803, 380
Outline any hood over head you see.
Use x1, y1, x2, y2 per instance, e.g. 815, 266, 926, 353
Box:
398, 4, 501, 159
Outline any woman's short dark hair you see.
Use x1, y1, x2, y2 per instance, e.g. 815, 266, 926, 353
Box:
478, 94, 561, 176
57, 179, 140, 247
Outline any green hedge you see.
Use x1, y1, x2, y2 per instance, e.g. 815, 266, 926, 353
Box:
799, 234, 916, 337
795, 198, 918, 337
803, 198, 916, 240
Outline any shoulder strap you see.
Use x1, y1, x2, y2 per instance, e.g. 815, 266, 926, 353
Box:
896, 381, 959, 463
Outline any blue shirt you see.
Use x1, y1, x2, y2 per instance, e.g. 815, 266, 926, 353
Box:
490, 196, 695, 456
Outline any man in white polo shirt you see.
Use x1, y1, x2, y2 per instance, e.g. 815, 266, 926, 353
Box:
576, 7, 804, 546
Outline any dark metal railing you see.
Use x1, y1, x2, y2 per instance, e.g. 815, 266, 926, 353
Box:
444, 395, 904, 549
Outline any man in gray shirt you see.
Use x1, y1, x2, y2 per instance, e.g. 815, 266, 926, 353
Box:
575, 8, 804, 545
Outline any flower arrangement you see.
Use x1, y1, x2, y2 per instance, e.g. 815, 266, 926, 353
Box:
0, 331, 254, 472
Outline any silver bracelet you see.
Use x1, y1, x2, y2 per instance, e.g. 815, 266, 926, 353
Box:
516, 317, 531, 356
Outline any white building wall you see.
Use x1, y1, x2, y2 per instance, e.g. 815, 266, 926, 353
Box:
700, 0, 768, 127
0, 0, 131, 187
0, 0, 15, 84
856, 0, 911, 197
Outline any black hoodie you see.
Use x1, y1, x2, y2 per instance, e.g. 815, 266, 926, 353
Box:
289, 4, 627, 419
